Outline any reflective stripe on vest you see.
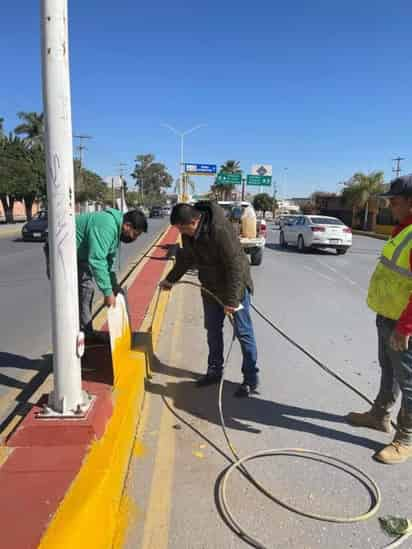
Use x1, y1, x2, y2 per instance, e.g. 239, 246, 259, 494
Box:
367, 225, 412, 320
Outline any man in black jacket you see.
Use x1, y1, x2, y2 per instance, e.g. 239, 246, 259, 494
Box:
160, 202, 259, 397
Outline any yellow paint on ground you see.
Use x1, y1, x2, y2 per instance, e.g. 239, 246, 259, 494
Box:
375, 224, 394, 236
140, 290, 184, 549
113, 494, 140, 549
39, 233, 176, 549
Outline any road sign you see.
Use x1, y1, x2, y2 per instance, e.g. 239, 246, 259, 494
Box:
247, 175, 272, 186
184, 163, 217, 175
216, 172, 242, 185
251, 164, 272, 176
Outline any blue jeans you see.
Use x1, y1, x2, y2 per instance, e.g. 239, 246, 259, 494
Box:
375, 315, 412, 444
202, 289, 258, 384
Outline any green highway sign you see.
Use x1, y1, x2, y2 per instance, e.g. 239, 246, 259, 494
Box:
247, 175, 272, 186
216, 172, 242, 185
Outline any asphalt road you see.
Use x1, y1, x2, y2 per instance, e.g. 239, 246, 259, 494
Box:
122, 227, 411, 549
0, 217, 168, 427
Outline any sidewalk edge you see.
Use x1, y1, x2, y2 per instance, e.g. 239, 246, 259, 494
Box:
38, 234, 175, 549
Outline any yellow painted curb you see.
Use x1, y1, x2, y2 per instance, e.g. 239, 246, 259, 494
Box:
38, 245, 175, 549
0, 226, 21, 238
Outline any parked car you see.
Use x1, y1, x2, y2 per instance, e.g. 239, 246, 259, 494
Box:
279, 215, 352, 254
149, 206, 164, 218
21, 211, 48, 241
162, 206, 172, 216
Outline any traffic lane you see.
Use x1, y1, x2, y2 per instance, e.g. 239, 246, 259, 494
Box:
0, 218, 168, 424
124, 278, 409, 549
258, 230, 383, 396
267, 226, 383, 293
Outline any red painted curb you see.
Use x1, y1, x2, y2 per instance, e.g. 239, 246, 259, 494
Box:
0, 227, 178, 549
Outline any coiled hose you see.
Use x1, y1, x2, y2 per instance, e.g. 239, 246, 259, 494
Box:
162, 281, 410, 549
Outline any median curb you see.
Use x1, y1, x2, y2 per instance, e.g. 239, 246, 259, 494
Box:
0, 225, 178, 549
352, 229, 389, 241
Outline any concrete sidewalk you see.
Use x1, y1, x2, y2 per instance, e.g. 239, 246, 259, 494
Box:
122, 277, 411, 549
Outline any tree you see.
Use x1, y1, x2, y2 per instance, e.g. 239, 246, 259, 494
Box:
342, 171, 384, 230
14, 112, 44, 147
213, 160, 242, 200
131, 154, 173, 207
253, 193, 274, 214
74, 160, 107, 204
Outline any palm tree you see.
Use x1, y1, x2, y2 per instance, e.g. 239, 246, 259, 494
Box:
342, 171, 384, 230
220, 160, 241, 173
0, 117, 4, 138
215, 159, 242, 200
14, 112, 44, 147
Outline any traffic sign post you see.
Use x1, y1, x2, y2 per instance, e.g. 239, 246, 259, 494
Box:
247, 175, 272, 187
216, 173, 242, 185
184, 163, 217, 176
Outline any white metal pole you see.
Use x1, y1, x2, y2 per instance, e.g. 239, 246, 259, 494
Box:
180, 134, 185, 201
41, 0, 87, 415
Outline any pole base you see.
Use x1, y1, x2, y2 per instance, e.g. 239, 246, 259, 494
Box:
36, 390, 95, 419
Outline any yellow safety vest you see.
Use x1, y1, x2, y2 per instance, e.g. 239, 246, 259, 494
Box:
367, 225, 412, 320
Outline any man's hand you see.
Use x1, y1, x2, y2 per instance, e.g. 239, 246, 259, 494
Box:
390, 330, 410, 352
224, 305, 237, 315
159, 279, 174, 291
104, 294, 116, 308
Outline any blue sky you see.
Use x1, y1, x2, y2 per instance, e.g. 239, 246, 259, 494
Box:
1, 0, 412, 197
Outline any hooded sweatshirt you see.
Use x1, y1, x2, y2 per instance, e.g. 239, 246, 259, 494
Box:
76, 208, 123, 296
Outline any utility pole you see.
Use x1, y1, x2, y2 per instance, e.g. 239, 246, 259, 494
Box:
118, 162, 128, 212
161, 123, 206, 202
74, 134, 92, 169
392, 156, 405, 178
73, 135, 92, 210
40, 0, 91, 416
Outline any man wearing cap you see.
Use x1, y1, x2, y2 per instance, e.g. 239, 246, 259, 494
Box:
346, 175, 412, 464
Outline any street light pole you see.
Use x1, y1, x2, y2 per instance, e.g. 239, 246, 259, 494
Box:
40, 0, 90, 416
161, 123, 206, 202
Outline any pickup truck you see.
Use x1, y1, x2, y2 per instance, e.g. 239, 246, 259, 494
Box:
218, 201, 266, 266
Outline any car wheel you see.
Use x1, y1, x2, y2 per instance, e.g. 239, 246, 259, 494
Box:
250, 247, 263, 266
279, 231, 287, 248
336, 248, 348, 255
297, 235, 306, 253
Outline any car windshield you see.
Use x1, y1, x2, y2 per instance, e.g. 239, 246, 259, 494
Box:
309, 217, 344, 225
36, 211, 47, 220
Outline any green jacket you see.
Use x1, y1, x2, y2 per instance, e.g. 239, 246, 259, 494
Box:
166, 201, 253, 307
76, 209, 123, 296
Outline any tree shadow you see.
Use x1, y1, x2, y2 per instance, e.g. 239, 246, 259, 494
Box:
0, 352, 52, 437
147, 357, 382, 452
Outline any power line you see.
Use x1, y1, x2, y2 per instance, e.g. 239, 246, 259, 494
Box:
392, 156, 405, 178
74, 134, 92, 169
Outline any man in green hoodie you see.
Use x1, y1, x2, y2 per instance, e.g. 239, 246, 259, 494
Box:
45, 208, 147, 337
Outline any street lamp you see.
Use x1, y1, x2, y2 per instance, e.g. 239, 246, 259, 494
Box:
161, 123, 206, 202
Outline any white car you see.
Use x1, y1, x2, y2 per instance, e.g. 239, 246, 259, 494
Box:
279, 215, 352, 255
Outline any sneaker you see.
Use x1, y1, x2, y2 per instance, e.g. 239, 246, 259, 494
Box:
234, 381, 259, 398
196, 372, 222, 387
346, 409, 392, 433
374, 440, 412, 464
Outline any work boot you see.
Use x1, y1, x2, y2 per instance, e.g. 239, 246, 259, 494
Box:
196, 371, 222, 387
346, 408, 392, 433
374, 440, 412, 464
234, 380, 259, 398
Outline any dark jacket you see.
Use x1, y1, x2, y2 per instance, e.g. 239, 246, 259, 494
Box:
166, 201, 253, 307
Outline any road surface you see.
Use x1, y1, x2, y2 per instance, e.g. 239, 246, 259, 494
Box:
121, 227, 411, 549
0, 217, 168, 429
